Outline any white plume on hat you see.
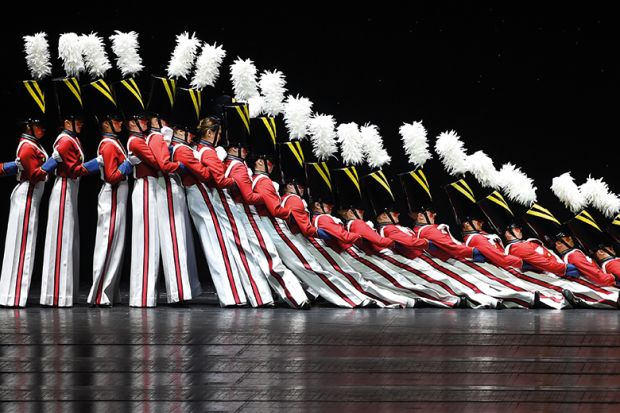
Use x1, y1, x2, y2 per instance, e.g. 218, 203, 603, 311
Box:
109, 31, 143, 78
361, 123, 391, 169
248, 95, 265, 118
80, 33, 112, 78
58, 33, 85, 77
580, 176, 620, 218
467, 150, 500, 189
498, 163, 537, 207
230, 57, 259, 101
283, 95, 313, 140
400, 121, 431, 168
259, 70, 287, 117
308, 114, 338, 161
337, 122, 365, 166
191, 42, 226, 89
434, 130, 469, 176
23, 32, 52, 80
551, 172, 586, 214
166, 32, 200, 80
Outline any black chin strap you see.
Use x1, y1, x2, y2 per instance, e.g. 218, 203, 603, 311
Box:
353, 209, 361, 220
422, 211, 431, 225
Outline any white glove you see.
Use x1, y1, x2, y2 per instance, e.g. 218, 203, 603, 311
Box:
96, 155, 104, 166
128, 155, 142, 165
272, 181, 280, 193
365, 220, 375, 229
215, 146, 228, 161
52, 149, 63, 162
161, 126, 173, 143
15, 158, 24, 171
247, 167, 254, 177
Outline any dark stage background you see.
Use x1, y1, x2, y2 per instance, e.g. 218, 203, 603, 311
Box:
0, 8, 617, 289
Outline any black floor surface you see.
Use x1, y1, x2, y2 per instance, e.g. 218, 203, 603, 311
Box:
1, 290, 620, 412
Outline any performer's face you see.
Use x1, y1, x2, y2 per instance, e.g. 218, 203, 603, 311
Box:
472, 219, 485, 231
31, 124, 46, 139
389, 211, 400, 223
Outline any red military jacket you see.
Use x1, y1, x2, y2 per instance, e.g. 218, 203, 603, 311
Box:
146, 130, 181, 174
170, 142, 211, 187
562, 249, 615, 287
346, 219, 394, 255
281, 194, 317, 237
312, 214, 361, 253
251, 174, 290, 219
224, 157, 262, 205
16, 135, 48, 182
379, 224, 429, 259
195, 143, 235, 189
98, 135, 128, 185
413, 223, 473, 261
601, 258, 620, 281
127, 133, 159, 179
464, 231, 523, 269
505, 239, 567, 276
54, 131, 89, 179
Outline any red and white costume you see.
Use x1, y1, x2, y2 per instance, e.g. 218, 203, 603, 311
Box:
0, 135, 48, 307
41, 130, 90, 307
127, 132, 161, 307
561, 248, 615, 287
87, 135, 129, 306
601, 257, 620, 282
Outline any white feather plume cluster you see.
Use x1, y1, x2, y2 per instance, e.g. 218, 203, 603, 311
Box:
259, 70, 287, 116
283, 95, 313, 140
434, 130, 469, 176
109, 31, 143, 77
230, 57, 259, 101
399, 121, 431, 168
23, 32, 51, 80
248, 95, 265, 118
467, 150, 500, 189
166, 32, 200, 79
497, 163, 537, 207
550, 172, 586, 214
79, 33, 112, 78
308, 114, 338, 161
58, 33, 85, 77
361, 123, 391, 169
580, 176, 620, 218
191, 42, 226, 89
337, 122, 365, 166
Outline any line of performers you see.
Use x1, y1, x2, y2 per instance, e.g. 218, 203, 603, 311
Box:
2, 70, 620, 311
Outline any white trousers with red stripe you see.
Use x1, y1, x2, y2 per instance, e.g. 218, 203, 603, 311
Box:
87, 181, 128, 305
373, 250, 499, 308
260, 216, 368, 308
302, 237, 405, 308
519, 269, 618, 309
342, 246, 461, 308
0, 180, 44, 307
219, 190, 273, 307
155, 174, 200, 303
129, 176, 161, 307
41, 177, 80, 307
186, 184, 247, 307
237, 205, 309, 308
444, 258, 536, 309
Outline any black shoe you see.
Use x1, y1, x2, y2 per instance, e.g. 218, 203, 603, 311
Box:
299, 301, 312, 310
562, 289, 580, 308
532, 291, 541, 308
495, 299, 505, 309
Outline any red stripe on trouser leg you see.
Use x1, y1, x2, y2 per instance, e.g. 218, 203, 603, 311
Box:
269, 217, 357, 307
142, 179, 149, 307
165, 176, 184, 301
308, 238, 391, 306
95, 186, 118, 305
53, 178, 68, 306
197, 184, 241, 304
244, 204, 298, 307
14, 183, 34, 306
218, 190, 263, 305
418, 255, 484, 294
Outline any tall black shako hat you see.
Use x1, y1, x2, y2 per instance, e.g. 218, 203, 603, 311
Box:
444, 178, 485, 226
478, 190, 517, 235
398, 168, 434, 213
363, 169, 396, 217
146, 75, 176, 120
279, 140, 305, 185
19, 33, 52, 125
333, 166, 364, 211
567, 210, 615, 255
83, 79, 121, 123
222, 102, 250, 148
53, 77, 84, 120
112, 77, 146, 120
249, 116, 276, 159
171, 87, 202, 134
305, 161, 334, 204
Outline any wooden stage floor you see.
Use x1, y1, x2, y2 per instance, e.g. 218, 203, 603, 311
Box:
1, 299, 620, 412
